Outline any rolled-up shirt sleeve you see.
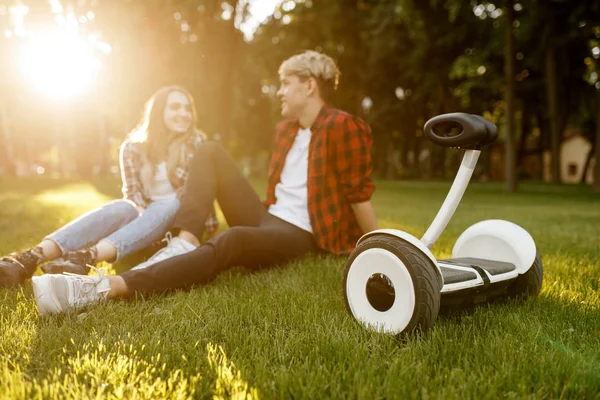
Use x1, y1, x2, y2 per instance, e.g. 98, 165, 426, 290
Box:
333, 116, 375, 203
120, 140, 148, 209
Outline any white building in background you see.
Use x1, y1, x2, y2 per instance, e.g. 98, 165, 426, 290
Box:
543, 131, 595, 184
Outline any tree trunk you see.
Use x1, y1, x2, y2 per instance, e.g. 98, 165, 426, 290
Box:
0, 32, 15, 175
545, 45, 561, 183
0, 97, 15, 175
217, 28, 240, 145
517, 101, 528, 171
432, 79, 447, 178
350, 0, 365, 117
98, 111, 109, 176
594, 89, 600, 191
504, 0, 517, 192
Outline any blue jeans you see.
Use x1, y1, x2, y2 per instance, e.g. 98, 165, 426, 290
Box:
45, 198, 180, 261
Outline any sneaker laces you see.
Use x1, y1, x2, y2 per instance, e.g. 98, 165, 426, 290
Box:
148, 233, 184, 261
161, 231, 174, 247
64, 265, 109, 307
68, 247, 97, 266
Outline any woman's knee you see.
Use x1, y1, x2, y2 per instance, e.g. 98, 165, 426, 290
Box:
106, 199, 139, 218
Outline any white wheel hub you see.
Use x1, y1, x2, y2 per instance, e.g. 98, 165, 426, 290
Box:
346, 248, 416, 334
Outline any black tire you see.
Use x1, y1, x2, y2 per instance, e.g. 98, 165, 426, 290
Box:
507, 253, 543, 299
343, 234, 443, 335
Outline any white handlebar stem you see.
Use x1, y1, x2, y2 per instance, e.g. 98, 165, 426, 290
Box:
421, 149, 480, 249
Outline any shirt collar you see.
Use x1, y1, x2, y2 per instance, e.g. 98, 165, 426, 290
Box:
289, 104, 331, 134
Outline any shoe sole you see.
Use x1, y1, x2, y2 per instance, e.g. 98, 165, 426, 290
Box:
130, 246, 193, 271
32, 276, 63, 316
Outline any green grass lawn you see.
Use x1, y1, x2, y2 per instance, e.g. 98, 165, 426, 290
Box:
1, 176, 599, 399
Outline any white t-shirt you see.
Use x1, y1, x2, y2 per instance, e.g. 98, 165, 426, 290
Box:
149, 162, 177, 201
268, 127, 313, 232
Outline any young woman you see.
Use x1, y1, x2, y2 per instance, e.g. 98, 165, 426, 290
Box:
0, 85, 218, 287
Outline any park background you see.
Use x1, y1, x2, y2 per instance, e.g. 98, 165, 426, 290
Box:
0, 1, 599, 399
0, 0, 599, 191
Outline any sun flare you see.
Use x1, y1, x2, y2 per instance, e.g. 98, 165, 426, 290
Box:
19, 33, 101, 99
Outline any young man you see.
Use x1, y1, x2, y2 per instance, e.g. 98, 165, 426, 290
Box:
32, 50, 378, 315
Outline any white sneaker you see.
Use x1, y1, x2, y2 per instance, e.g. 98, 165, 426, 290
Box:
130, 233, 196, 271
32, 267, 111, 316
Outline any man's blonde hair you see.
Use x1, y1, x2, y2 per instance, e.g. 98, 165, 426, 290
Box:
279, 50, 340, 100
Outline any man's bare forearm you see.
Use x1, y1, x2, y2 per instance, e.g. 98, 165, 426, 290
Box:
351, 200, 378, 234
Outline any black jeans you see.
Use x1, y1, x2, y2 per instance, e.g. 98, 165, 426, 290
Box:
120, 142, 320, 294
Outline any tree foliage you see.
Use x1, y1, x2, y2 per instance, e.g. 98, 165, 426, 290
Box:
0, 0, 599, 190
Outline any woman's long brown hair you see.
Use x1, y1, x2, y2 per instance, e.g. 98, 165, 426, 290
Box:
130, 85, 202, 167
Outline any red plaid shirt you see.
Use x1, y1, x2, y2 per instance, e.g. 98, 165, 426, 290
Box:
266, 105, 375, 255
120, 134, 219, 235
